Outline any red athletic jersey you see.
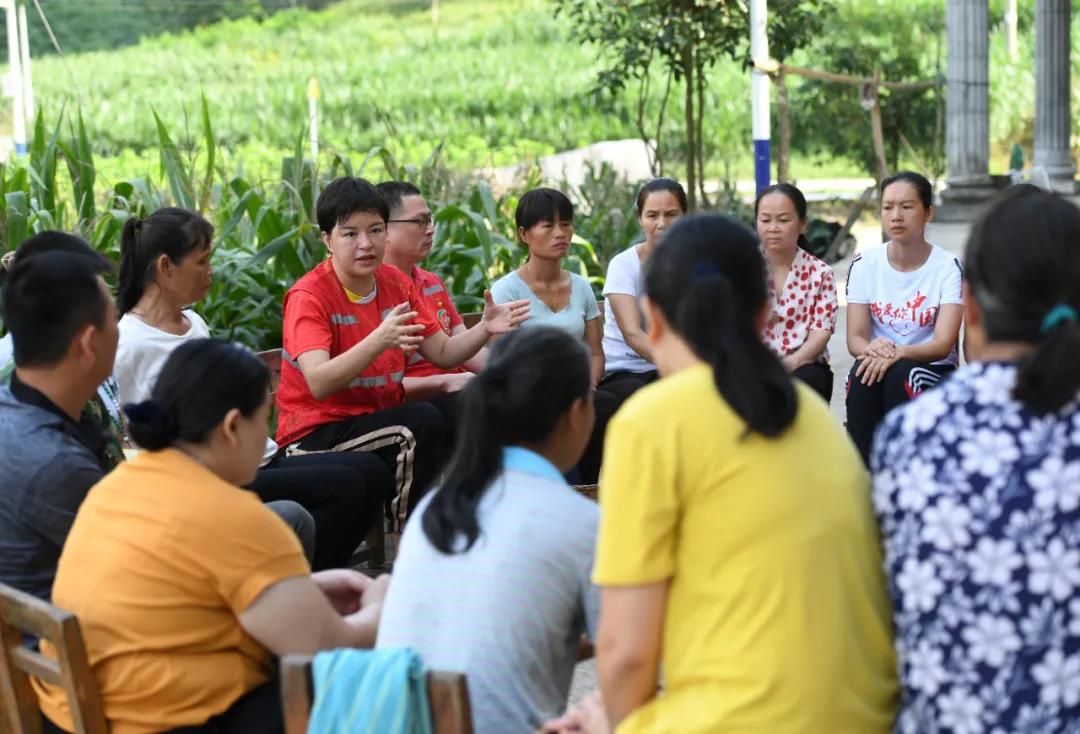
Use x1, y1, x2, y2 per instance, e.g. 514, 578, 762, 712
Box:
276, 260, 440, 446
405, 267, 467, 379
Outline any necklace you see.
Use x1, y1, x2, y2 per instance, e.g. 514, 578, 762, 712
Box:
524, 262, 563, 312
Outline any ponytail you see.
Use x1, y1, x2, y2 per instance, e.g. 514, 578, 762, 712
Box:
965, 185, 1080, 416
646, 213, 797, 438
116, 208, 214, 315
117, 216, 145, 315
422, 327, 592, 555
421, 380, 502, 553
1013, 308, 1080, 414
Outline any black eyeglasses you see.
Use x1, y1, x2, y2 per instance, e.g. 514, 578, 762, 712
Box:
387, 213, 434, 230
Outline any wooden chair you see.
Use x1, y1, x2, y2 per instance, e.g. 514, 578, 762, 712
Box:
280, 655, 472, 734
572, 484, 598, 502
0, 584, 106, 734
256, 348, 284, 398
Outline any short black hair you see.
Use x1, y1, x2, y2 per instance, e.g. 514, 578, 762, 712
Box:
317, 177, 389, 233
8, 231, 109, 268
375, 181, 423, 218
881, 171, 933, 210
2, 248, 113, 368
636, 178, 687, 216
514, 188, 574, 237
754, 183, 807, 220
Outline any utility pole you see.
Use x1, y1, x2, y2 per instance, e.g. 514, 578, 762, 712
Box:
1004, 0, 1018, 61
1, 0, 28, 156
17, 0, 31, 122
750, 0, 770, 195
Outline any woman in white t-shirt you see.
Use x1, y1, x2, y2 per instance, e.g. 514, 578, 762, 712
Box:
845, 171, 964, 463
114, 207, 391, 570
599, 178, 686, 404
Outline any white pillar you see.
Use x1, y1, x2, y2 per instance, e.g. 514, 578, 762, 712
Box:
17, 0, 31, 124
1033, 0, 1075, 194
938, 0, 994, 219
3, 0, 26, 156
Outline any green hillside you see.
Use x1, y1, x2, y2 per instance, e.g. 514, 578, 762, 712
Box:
20, 0, 677, 176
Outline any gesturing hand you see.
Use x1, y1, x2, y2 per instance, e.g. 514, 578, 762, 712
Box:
371, 302, 426, 354
482, 290, 530, 335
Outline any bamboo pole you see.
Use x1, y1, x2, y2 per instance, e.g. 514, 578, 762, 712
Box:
869, 70, 888, 181
754, 60, 940, 92
777, 68, 791, 183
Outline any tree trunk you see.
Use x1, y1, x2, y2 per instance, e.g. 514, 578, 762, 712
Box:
696, 56, 711, 208
869, 70, 888, 181
682, 42, 697, 210
777, 69, 791, 183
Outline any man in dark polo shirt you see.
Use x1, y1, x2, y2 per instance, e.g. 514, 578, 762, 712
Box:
0, 238, 118, 602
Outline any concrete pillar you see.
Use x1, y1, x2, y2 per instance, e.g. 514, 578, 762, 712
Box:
938, 0, 995, 220
1033, 0, 1076, 194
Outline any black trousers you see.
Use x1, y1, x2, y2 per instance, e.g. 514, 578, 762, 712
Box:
43, 681, 284, 734
599, 369, 659, 404
793, 361, 834, 404
249, 452, 391, 570
846, 358, 954, 465
285, 401, 447, 530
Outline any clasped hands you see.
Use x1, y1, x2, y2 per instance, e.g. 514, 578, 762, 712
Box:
855, 337, 903, 386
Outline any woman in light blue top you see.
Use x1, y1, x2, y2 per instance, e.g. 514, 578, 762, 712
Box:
489, 188, 614, 483
489, 188, 604, 383
377, 326, 599, 734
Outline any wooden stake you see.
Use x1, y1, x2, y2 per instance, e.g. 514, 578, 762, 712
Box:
777, 68, 791, 183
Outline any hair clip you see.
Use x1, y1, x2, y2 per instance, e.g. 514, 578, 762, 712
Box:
1040, 304, 1078, 334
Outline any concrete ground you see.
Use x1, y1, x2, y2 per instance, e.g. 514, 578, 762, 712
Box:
566, 219, 973, 708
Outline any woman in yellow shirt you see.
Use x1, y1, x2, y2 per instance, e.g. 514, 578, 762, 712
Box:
561, 214, 898, 733
35, 338, 389, 734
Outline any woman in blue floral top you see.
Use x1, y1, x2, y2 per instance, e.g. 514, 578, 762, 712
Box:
872, 184, 1080, 734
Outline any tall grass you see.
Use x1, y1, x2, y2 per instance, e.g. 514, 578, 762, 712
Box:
0, 107, 645, 351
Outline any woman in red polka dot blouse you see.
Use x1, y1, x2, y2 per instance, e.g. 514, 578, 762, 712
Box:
756, 183, 838, 402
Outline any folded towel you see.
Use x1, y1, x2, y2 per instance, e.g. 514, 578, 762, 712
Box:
309, 647, 433, 734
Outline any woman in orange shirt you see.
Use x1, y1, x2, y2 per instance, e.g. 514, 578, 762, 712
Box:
36, 339, 389, 734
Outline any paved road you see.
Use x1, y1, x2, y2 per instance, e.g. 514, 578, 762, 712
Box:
566, 221, 973, 708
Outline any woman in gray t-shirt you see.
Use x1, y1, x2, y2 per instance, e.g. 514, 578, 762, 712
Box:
376, 327, 600, 734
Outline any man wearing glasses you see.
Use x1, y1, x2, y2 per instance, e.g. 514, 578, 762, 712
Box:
377, 181, 485, 403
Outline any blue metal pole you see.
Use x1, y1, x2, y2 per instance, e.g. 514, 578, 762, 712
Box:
750, 0, 770, 195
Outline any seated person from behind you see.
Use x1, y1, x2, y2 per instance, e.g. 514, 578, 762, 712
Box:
0, 233, 125, 468
376, 180, 485, 399
275, 177, 528, 525
378, 326, 599, 734
34, 338, 389, 734
0, 235, 117, 603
